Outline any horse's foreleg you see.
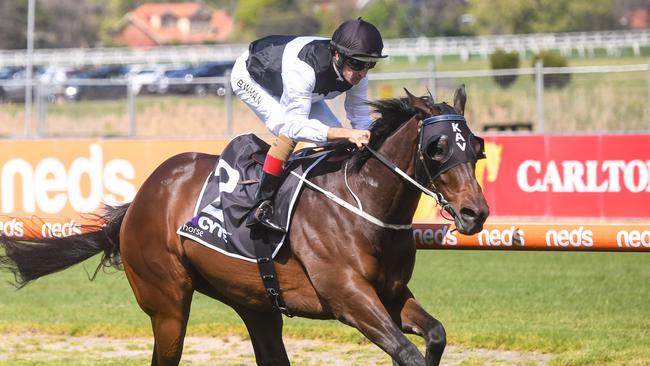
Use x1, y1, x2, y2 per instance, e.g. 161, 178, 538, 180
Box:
234, 305, 290, 366
389, 289, 446, 366
329, 279, 425, 366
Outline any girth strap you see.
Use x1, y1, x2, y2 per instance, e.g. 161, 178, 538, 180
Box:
253, 238, 293, 317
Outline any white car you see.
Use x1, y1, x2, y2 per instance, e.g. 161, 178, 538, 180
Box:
0, 66, 68, 103
128, 65, 168, 95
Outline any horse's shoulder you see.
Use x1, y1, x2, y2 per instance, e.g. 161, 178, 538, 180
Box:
163, 151, 219, 165
148, 152, 219, 179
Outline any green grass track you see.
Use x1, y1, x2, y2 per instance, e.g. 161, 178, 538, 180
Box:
1, 250, 648, 365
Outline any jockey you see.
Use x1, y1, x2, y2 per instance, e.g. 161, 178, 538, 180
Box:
230, 18, 387, 233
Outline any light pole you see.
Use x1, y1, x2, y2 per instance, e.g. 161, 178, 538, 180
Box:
24, 0, 35, 137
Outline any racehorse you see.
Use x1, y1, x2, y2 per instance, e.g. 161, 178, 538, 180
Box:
0, 86, 488, 366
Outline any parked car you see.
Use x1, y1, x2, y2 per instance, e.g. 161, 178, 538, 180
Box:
64, 66, 130, 101
0, 66, 24, 102
155, 66, 192, 95
128, 65, 168, 95
0, 66, 69, 103
164, 61, 234, 96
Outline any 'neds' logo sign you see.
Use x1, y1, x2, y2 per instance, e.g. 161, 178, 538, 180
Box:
1, 144, 136, 214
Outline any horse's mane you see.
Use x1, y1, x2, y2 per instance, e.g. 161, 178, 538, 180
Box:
348, 95, 456, 171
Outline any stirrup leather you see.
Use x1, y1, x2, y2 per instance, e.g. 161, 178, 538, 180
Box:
252, 200, 286, 233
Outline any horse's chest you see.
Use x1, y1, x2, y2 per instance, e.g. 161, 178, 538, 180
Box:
373, 251, 415, 298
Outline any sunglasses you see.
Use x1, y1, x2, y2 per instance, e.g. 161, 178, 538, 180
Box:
344, 56, 376, 71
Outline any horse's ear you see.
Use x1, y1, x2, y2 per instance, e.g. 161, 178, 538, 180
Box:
453, 84, 467, 115
404, 88, 430, 118
426, 88, 435, 103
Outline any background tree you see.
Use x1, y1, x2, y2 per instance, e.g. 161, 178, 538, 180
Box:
255, 1, 321, 37
0, 1, 28, 49
317, 0, 360, 37
468, 0, 618, 35
0, 0, 645, 50
232, 0, 282, 40
408, 0, 470, 37
360, 0, 471, 38
0, 0, 105, 49
0, 0, 53, 49
359, 0, 406, 38
39, 0, 105, 48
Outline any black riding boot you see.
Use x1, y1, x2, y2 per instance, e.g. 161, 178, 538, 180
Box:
246, 172, 285, 233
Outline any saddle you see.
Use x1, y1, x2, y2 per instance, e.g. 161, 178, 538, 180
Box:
176, 134, 333, 262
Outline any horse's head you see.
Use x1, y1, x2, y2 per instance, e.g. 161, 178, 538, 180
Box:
405, 86, 489, 234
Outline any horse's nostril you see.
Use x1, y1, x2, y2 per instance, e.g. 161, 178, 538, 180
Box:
460, 207, 479, 220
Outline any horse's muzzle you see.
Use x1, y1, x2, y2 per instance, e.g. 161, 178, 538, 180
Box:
453, 202, 489, 235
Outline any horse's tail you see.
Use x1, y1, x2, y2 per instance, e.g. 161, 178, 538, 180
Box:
0, 203, 130, 288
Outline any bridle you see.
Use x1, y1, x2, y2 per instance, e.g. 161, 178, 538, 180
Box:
290, 112, 485, 230
366, 112, 485, 222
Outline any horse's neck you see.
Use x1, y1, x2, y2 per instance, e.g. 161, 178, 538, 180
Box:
357, 118, 421, 223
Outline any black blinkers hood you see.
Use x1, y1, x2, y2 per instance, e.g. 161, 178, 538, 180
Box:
415, 114, 486, 184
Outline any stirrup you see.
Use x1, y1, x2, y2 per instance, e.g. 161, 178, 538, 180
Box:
249, 201, 286, 233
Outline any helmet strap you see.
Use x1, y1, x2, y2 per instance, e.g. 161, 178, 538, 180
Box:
333, 50, 345, 73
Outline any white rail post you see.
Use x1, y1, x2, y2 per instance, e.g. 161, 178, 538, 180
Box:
34, 79, 42, 137
24, 0, 35, 137
535, 59, 545, 133
224, 69, 233, 137
127, 75, 136, 137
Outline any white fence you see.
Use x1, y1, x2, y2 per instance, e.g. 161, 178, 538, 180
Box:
385, 29, 650, 62
1, 29, 650, 67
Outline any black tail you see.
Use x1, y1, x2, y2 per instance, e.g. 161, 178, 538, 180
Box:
0, 203, 130, 288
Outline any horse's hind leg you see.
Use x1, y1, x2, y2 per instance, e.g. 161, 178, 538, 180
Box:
233, 305, 290, 366
122, 248, 194, 366
148, 294, 193, 366
389, 288, 446, 366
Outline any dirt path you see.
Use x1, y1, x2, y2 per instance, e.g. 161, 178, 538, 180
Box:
0, 332, 552, 365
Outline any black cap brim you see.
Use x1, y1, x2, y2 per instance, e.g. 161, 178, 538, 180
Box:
350, 54, 388, 62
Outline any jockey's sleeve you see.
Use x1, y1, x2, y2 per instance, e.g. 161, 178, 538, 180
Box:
277, 60, 330, 143
344, 77, 373, 130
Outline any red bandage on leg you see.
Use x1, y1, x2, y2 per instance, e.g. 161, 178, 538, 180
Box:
262, 135, 296, 177
262, 154, 285, 176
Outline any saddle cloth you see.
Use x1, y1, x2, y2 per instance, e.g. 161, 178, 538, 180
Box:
176, 134, 329, 262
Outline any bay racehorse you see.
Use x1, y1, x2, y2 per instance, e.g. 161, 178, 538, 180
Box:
0, 86, 488, 366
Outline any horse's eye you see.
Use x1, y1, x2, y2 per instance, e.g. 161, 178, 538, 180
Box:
425, 136, 449, 161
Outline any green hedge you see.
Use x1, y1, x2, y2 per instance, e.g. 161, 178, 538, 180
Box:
532, 50, 571, 88
489, 48, 520, 88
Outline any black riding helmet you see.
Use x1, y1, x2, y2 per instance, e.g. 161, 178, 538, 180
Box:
330, 18, 388, 62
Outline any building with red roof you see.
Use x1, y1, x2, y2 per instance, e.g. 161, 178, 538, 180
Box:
115, 3, 233, 48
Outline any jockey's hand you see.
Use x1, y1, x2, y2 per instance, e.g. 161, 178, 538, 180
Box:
348, 129, 371, 148
328, 127, 371, 148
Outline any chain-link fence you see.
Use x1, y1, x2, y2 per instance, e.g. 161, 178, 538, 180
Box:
1, 61, 649, 139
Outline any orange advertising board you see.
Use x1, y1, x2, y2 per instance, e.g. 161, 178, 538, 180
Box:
0, 138, 465, 221
413, 223, 650, 252
0, 139, 228, 218
1, 138, 649, 252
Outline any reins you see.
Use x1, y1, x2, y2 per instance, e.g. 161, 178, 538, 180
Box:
361, 144, 458, 223
290, 169, 412, 230
363, 144, 453, 212
290, 113, 467, 230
